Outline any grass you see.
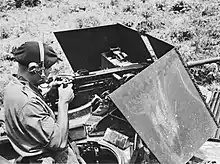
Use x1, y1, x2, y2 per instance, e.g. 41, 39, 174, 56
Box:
0, 0, 220, 106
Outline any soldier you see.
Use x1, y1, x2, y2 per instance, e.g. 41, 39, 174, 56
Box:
3, 41, 85, 164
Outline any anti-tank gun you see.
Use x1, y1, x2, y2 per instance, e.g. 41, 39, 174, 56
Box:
45, 62, 149, 110
1, 24, 220, 164
43, 24, 220, 164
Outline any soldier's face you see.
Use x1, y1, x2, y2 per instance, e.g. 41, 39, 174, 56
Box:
32, 67, 52, 86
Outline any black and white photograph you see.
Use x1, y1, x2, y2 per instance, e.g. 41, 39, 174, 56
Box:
0, 0, 220, 163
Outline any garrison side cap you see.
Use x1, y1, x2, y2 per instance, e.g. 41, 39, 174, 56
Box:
13, 41, 62, 68
54, 23, 154, 72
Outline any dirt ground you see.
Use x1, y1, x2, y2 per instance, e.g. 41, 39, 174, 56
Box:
195, 141, 220, 163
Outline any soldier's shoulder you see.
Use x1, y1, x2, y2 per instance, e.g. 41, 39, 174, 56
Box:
4, 81, 29, 105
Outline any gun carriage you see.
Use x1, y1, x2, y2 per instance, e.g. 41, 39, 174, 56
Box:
1, 24, 220, 164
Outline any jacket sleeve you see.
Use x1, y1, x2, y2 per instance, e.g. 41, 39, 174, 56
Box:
19, 99, 68, 151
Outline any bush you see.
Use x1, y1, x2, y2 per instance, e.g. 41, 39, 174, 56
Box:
136, 18, 163, 34
202, 4, 219, 16
0, 53, 14, 61
136, 21, 155, 34
170, 30, 194, 42
75, 16, 101, 28
0, 0, 15, 11
156, 2, 166, 11
0, 28, 10, 39
14, 0, 41, 8
170, 1, 191, 13
0, 0, 41, 11
190, 63, 220, 86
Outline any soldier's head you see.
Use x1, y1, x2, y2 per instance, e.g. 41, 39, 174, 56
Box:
13, 41, 62, 86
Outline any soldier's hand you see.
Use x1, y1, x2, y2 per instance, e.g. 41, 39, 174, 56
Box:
58, 83, 74, 104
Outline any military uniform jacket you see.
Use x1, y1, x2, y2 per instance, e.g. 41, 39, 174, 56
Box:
3, 75, 67, 157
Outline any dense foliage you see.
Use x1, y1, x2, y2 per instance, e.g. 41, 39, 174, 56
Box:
0, 0, 220, 106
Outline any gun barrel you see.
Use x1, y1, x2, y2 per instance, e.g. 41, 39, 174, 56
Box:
187, 57, 220, 68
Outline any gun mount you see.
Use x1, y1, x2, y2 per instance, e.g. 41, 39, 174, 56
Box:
1, 24, 220, 163
45, 63, 150, 110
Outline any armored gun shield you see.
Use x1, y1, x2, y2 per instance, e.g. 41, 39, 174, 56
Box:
54, 23, 156, 72
110, 49, 217, 164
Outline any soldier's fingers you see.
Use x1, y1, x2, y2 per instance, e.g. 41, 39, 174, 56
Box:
67, 83, 73, 88
58, 83, 64, 89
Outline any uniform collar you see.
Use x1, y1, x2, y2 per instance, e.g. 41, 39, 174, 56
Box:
12, 74, 43, 99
